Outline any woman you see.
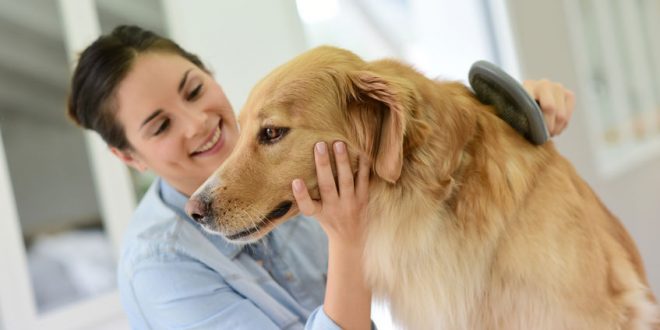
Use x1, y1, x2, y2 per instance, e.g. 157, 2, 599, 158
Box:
67, 25, 575, 329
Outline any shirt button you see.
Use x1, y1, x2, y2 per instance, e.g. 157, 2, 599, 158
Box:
285, 272, 294, 282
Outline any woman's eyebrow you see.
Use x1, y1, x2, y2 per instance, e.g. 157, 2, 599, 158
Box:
178, 69, 192, 93
140, 109, 163, 129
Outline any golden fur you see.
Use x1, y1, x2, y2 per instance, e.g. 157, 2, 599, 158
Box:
193, 46, 659, 329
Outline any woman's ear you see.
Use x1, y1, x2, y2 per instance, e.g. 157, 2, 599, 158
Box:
110, 147, 148, 172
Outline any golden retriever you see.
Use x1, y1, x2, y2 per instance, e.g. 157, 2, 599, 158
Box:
188, 46, 659, 329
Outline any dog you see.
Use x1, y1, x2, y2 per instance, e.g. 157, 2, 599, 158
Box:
187, 46, 659, 329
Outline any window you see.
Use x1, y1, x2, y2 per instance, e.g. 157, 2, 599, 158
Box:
565, 0, 660, 177
295, 0, 519, 81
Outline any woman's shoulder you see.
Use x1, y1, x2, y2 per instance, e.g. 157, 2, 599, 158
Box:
119, 179, 247, 275
119, 181, 202, 267
124, 180, 180, 240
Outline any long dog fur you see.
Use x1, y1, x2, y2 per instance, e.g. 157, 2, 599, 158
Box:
194, 46, 659, 329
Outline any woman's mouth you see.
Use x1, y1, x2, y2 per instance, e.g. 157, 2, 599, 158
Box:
191, 121, 224, 157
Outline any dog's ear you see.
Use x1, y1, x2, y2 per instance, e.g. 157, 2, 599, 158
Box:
345, 70, 418, 183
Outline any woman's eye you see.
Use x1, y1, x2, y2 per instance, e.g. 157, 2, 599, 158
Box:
186, 84, 203, 101
259, 127, 290, 144
154, 119, 170, 135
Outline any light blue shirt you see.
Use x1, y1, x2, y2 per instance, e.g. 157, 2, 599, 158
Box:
118, 178, 340, 329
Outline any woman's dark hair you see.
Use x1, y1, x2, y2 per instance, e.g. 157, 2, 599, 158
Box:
67, 25, 208, 150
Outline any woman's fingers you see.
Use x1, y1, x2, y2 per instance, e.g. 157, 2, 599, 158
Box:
295, 140, 370, 218
549, 87, 567, 136
536, 83, 558, 135
292, 178, 321, 216
314, 142, 339, 204
557, 89, 576, 133
524, 79, 576, 137
333, 141, 355, 199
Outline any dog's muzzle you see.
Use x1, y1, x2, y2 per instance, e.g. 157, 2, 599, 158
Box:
185, 193, 212, 225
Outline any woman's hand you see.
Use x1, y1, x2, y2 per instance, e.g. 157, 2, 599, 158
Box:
523, 79, 576, 137
292, 140, 372, 330
292, 141, 370, 247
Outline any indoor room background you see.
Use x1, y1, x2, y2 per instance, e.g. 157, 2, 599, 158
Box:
0, 0, 658, 329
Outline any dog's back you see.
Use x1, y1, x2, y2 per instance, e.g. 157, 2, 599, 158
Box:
357, 57, 659, 329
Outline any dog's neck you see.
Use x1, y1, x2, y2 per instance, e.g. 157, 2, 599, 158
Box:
370, 80, 556, 227
363, 82, 558, 326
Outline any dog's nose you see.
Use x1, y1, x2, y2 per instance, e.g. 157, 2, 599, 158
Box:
185, 195, 209, 223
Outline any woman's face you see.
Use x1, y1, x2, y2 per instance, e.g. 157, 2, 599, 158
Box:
111, 52, 239, 196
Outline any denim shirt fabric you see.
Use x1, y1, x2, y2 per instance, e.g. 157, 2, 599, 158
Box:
117, 178, 339, 329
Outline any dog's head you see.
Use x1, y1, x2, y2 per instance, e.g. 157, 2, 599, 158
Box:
185, 46, 424, 242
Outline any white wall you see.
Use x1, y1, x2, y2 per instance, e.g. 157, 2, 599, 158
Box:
162, 0, 308, 112
507, 0, 660, 293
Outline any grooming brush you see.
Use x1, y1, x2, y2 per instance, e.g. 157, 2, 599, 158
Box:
469, 60, 550, 145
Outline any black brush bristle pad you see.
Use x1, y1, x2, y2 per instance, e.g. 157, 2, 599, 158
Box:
468, 61, 549, 145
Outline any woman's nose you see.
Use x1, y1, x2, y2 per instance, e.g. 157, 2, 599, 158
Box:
182, 106, 208, 138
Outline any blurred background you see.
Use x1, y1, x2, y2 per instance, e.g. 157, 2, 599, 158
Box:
0, 0, 657, 329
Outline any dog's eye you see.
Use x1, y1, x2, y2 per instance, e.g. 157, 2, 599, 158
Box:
259, 127, 290, 144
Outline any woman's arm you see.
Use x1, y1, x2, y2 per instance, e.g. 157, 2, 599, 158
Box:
293, 141, 372, 330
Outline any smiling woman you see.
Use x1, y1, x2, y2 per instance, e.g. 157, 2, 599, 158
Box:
64, 24, 363, 330
68, 29, 240, 197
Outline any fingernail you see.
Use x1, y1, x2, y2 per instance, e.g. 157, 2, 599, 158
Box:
293, 179, 303, 192
315, 142, 326, 155
333, 141, 345, 154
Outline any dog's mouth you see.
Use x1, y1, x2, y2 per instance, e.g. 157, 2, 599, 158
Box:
225, 201, 293, 240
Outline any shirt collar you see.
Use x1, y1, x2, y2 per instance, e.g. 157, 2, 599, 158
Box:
158, 178, 242, 258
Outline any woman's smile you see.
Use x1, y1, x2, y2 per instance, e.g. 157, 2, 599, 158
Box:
191, 120, 224, 157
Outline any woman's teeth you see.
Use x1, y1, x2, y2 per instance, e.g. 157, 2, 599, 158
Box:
194, 126, 222, 154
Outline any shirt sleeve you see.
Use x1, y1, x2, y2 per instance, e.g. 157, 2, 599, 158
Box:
304, 306, 342, 330
305, 306, 379, 330
120, 256, 346, 330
